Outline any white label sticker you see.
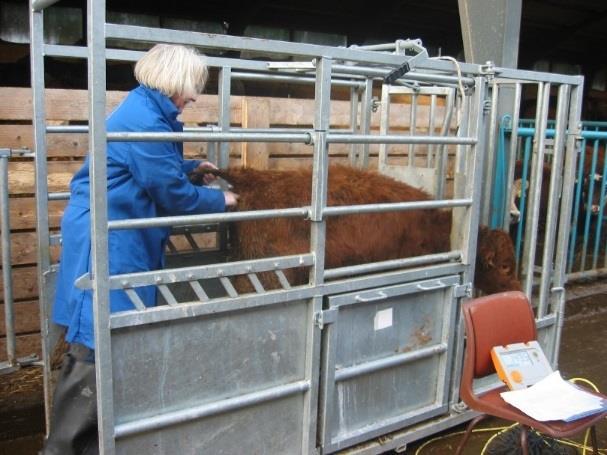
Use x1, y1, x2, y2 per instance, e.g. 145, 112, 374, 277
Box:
374, 308, 393, 331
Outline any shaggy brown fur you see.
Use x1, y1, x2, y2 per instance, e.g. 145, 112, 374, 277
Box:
218, 165, 520, 295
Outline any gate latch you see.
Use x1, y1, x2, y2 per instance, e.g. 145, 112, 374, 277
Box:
454, 283, 473, 298
314, 308, 338, 329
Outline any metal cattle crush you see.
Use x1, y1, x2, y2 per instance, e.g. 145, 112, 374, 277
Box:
27, 0, 584, 453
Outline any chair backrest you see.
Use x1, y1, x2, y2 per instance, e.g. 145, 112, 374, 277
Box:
462, 291, 537, 379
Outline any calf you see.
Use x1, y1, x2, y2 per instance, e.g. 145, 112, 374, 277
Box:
217, 165, 520, 295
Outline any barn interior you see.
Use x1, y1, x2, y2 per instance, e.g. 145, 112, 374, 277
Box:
1, 0, 607, 118
1, 1, 607, 454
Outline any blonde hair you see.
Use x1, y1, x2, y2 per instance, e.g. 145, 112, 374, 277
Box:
134, 44, 208, 98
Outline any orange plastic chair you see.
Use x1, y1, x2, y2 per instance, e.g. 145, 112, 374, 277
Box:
455, 291, 607, 455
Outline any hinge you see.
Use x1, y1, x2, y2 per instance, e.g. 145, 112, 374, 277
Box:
454, 283, 473, 298
314, 308, 338, 329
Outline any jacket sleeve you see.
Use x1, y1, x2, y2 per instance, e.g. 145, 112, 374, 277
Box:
182, 159, 201, 174
125, 138, 225, 215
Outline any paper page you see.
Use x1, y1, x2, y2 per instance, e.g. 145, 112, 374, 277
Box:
500, 371, 606, 422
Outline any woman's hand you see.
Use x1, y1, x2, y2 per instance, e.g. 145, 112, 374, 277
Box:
224, 191, 239, 207
195, 161, 219, 185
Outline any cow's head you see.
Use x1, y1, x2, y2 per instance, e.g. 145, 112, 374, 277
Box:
474, 226, 522, 294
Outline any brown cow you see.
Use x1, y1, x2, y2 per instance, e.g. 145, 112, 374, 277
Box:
213, 165, 520, 295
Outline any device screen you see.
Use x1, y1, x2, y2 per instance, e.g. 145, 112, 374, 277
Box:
501, 350, 533, 368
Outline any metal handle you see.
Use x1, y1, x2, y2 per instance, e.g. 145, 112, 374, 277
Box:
416, 280, 445, 291
355, 291, 388, 302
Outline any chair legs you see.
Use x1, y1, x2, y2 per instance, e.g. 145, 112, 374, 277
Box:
518, 425, 529, 455
590, 425, 599, 455
455, 414, 488, 455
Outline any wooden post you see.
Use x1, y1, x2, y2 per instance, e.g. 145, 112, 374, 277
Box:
241, 97, 270, 169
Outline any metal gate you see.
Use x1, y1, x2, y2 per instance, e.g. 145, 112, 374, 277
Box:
27, 0, 583, 453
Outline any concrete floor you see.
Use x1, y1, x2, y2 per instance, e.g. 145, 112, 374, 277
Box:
1, 285, 606, 455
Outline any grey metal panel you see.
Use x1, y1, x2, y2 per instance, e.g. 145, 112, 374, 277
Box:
458, 0, 522, 68
321, 276, 460, 453
112, 298, 313, 453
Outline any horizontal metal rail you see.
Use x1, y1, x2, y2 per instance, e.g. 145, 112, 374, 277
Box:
231, 71, 365, 88
325, 134, 475, 144
114, 379, 311, 439
48, 192, 70, 201
323, 198, 472, 216
106, 131, 313, 143
75, 254, 314, 291
46, 126, 355, 135
324, 251, 462, 280
31, 0, 59, 11
105, 24, 420, 67
334, 343, 448, 382
331, 64, 476, 87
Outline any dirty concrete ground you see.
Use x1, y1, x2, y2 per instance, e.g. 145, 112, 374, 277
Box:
1, 284, 606, 455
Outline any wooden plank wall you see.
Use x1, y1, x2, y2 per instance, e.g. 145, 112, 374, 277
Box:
0, 86, 447, 361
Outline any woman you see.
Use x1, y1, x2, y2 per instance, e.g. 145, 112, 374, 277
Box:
44, 44, 237, 454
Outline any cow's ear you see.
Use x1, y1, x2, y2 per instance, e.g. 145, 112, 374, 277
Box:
483, 250, 495, 268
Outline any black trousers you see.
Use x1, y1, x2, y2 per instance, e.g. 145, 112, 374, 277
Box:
42, 343, 99, 455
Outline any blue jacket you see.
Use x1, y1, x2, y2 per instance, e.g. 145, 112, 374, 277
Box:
53, 85, 226, 349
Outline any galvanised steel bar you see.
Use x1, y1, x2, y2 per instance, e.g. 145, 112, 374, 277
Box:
553, 80, 584, 364
448, 76, 488, 410
114, 380, 311, 439
232, 71, 365, 88
434, 89, 457, 199
408, 92, 418, 166
322, 198, 473, 216
356, 78, 373, 168
0, 153, 15, 366
31, 0, 60, 11
428, 94, 437, 166
109, 263, 465, 330
309, 57, 332, 287
326, 134, 476, 145
87, 0, 115, 452
378, 84, 391, 168
29, 0, 54, 430
217, 66, 231, 169
324, 251, 462, 280
75, 254, 315, 291
106, 131, 313, 143
334, 343, 448, 382
47, 126, 353, 135
502, 83, 522, 231
522, 82, 551, 297
537, 84, 570, 320
109, 207, 310, 230
48, 192, 69, 201
348, 86, 360, 165
480, 81, 501, 225
332, 64, 476, 87
106, 24, 423, 67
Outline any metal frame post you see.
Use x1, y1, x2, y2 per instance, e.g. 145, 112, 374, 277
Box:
87, 0, 116, 452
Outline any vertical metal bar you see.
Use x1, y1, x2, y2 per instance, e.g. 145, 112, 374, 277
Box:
537, 84, 570, 319
309, 57, 331, 286
378, 84, 390, 169
567, 137, 587, 273
553, 79, 584, 364
29, 0, 54, 430
522, 82, 550, 297
592, 153, 607, 268
480, 81, 500, 225
348, 86, 359, 166
427, 93, 436, 166
304, 56, 332, 453
435, 90, 456, 198
450, 76, 487, 407
87, 0, 115, 452
217, 66, 231, 169
0, 154, 16, 366
356, 78, 373, 169
408, 92, 418, 166
502, 83, 522, 231
580, 142, 598, 269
